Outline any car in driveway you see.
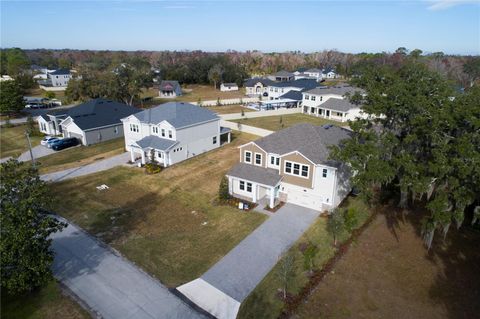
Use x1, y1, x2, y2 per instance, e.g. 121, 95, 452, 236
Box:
46, 138, 62, 148
51, 138, 79, 151
41, 136, 58, 146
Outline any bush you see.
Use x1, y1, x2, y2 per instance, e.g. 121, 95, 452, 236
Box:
218, 176, 230, 200
144, 162, 162, 174
343, 207, 359, 232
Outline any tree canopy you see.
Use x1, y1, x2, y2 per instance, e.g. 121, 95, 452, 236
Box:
331, 62, 480, 248
0, 80, 25, 116
0, 160, 66, 295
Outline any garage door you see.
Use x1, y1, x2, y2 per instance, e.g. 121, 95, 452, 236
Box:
285, 191, 322, 211
67, 132, 84, 144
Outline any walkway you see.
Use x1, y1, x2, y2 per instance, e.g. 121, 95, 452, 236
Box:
41, 152, 130, 182
178, 203, 320, 319
51, 217, 205, 319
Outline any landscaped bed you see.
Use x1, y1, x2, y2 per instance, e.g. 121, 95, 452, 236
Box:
50, 132, 267, 287
231, 113, 342, 131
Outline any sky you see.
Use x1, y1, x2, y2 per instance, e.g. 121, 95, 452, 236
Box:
1, 0, 479, 54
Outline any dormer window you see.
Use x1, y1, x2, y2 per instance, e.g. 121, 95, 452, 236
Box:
161, 129, 165, 137
152, 126, 159, 134
305, 95, 309, 100
244, 151, 252, 163
168, 130, 173, 138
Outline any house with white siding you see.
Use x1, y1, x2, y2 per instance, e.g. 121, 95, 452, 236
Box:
302, 85, 367, 122
220, 83, 239, 91
244, 78, 274, 97
267, 79, 318, 100
226, 123, 352, 211
121, 102, 231, 166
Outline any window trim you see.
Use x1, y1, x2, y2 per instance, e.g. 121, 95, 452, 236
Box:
244, 151, 252, 163
284, 160, 310, 179
239, 180, 245, 191
254, 152, 262, 166
322, 168, 328, 178
246, 182, 252, 193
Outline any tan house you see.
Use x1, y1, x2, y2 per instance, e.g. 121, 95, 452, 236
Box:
226, 123, 352, 211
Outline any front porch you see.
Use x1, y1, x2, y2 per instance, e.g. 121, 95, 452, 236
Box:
129, 146, 171, 166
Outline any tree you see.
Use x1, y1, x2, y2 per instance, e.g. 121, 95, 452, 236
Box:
331, 63, 480, 248
26, 115, 36, 136
301, 243, 318, 274
409, 49, 423, 59
218, 176, 230, 201
44, 91, 56, 99
276, 254, 295, 300
327, 209, 345, 246
208, 64, 223, 89
343, 207, 359, 233
0, 48, 30, 76
0, 80, 25, 116
0, 160, 66, 295
463, 57, 480, 87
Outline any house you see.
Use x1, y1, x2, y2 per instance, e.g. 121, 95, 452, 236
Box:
304, 68, 323, 80
220, 83, 239, 92
159, 80, 182, 98
268, 70, 295, 82
244, 78, 274, 97
226, 123, 352, 211
322, 67, 337, 79
267, 79, 318, 100
302, 85, 366, 122
49, 69, 72, 87
37, 99, 139, 145
121, 102, 232, 166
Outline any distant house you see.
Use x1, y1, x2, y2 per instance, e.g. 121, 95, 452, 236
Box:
49, 69, 72, 87
0, 75, 13, 82
302, 85, 366, 122
159, 80, 182, 98
268, 70, 295, 82
267, 79, 318, 100
244, 78, 274, 97
220, 83, 239, 92
121, 102, 232, 166
322, 68, 337, 79
226, 123, 352, 211
37, 99, 139, 145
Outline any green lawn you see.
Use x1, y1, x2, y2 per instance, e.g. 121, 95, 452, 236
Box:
37, 138, 125, 174
0, 124, 43, 158
50, 132, 267, 287
1, 281, 90, 319
238, 197, 371, 319
231, 113, 342, 131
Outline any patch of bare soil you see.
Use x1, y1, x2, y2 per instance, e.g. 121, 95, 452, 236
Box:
295, 210, 480, 319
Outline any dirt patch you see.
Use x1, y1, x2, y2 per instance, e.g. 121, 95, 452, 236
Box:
295, 211, 480, 319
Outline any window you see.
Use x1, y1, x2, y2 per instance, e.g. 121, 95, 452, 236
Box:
161, 129, 165, 137
168, 130, 172, 138
311, 96, 316, 101
293, 163, 300, 175
244, 151, 252, 163
213, 136, 217, 144
152, 126, 158, 134
270, 156, 280, 166
130, 124, 139, 132
285, 161, 310, 178
305, 95, 309, 100
301, 165, 309, 177
239, 181, 245, 190
285, 162, 292, 173
274, 88, 278, 92
246, 182, 252, 192
322, 168, 328, 178
320, 96, 323, 101
114, 126, 118, 134
255, 153, 262, 165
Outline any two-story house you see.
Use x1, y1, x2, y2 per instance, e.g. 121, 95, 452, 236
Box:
226, 123, 352, 211
48, 69, 72, 87
244, 78, 274, 97
302, 85, 366, 122
122, 102, 232, 166
267, 79, 318, 100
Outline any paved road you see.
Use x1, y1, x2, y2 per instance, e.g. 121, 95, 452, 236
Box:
17, 144, 57, 162
178, 203, 320, 318
41, 152, 130, 182
51, 217, 205, 319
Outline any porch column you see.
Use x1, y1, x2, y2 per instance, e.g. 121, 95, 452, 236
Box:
252, 183, 257, 202
228, 177, 233, 195
130, 148, 135, 162
141, 151, 146, 165
269, 186, 275, 208
227, 132, 231, 144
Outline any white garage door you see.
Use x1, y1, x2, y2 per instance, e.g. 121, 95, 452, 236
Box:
285, 190, 322, 211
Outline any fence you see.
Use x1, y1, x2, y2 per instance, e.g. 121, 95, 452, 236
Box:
191, 97, 260, 107
221, 120, 273, 137
220, 107, 302, 120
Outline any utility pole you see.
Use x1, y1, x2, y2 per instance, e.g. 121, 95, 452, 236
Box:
25, 130, 36, 168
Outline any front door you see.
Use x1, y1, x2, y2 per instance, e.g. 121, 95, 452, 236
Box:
326, 110, 330, 118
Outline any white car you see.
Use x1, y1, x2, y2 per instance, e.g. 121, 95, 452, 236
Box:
41, 136, 58, 146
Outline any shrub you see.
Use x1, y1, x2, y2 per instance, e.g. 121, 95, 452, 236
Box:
218, 176, 230, 201
144, 162, 162, 174
343, 207, 359, 232
216, 97, 221, 106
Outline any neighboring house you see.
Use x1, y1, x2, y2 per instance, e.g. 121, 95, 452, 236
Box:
304, 68, 323, 80
226, 123, 352, 211
268, 70, 295, 82
37, 99, 139, 145
121, 102, 232, 166
220, 83, 239, 91
267, 79, 318, 100
322, 67, 337, 79
49, 69, 72, 87
244, 78, 274, 97
159, 80, 182, 98
302, 85, 366, 122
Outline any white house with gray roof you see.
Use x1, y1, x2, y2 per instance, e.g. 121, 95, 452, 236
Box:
302, 85, 367, 122
121, 102, 231, 166
226, 123, 352, 211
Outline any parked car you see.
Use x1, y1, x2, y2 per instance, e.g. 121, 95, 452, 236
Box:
41, 136, 57, 146
46, 138, 62, 148
51, 138, 79, 151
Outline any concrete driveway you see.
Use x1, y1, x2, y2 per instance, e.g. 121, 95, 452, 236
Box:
178, 203, 320, 319
51, 217, 206, 319
17, 144, 57, 162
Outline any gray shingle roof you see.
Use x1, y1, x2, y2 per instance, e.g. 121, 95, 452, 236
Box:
320, 98, 360, 112
50, 69, 71, 75
273, 70, 294, 77
270, 79, 318, 90
280, 90, 303, 101
159, 80, 180, 91
244, 78, 274, 87
305, 85, 365, 96
61, 99, 139, 131
132, 102, 219, 128
306, 68, 322, 73
135, 135, 178, 151
227, 163, 283, 187
254, 123, 352, 165
222, 83, 238, 87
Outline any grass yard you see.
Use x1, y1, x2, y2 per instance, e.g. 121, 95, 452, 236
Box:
295, 209, 480, 319
232, 113, 342, 131
238, 197, 371, 319
0, 124, 43, 158
50, 132, 267, 287
1, 280, 90, 319
36, 138, 125, 174
141, 84, 246, 104
206, 104, 256, 114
